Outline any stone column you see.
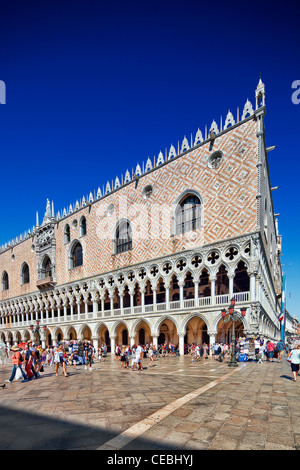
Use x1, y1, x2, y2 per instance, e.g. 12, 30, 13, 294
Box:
100, 295, 105, 317
229, 274, 234, 299
109, 291, 114, 316
63, 303, 67, 322
250, 273, 256, 301
210, 277, 216, 305
57, 306, 61, 323
92, 337, 98, 352
153, 288, 157, 311
110, 336, 116, 357
194, 281, 199, 307
130, 290, 134, 314
165, 285, 170, 310
179, 281, 184, 309
179, 333, 185, 356
120, 293, 124, 315
141, 288, 145, 313
208, 331, 217, 356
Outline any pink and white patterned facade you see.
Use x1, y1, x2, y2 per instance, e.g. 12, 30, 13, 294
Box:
0, 80, 283, 354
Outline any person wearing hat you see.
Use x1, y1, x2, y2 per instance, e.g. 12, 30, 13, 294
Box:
5, 346, 28, 383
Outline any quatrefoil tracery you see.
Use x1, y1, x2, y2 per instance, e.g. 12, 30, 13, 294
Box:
225, 247, 238, 261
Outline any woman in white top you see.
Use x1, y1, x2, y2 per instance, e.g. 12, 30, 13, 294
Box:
290, 345, 300, 382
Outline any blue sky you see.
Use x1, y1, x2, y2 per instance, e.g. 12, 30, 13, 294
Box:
0, 1, 299, 318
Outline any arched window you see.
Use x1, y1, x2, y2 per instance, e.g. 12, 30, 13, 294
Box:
115, 221, 132, 254
42, 256, 52, 279
64, 224, 70, 243
70, 242, 83, 268
2, 271, 9, 291
80, 216, 87, 237
21, 263, 30, 285
233, 261, 250, 293
176, 194, 201, 235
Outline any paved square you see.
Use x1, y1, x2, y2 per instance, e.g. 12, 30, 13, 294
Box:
0, 354, 299, 450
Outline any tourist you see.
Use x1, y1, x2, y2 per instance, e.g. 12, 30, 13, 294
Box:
71, 349, 79, 369
5, 346, 28, 383
24, 344, 36, 380
218, 343, 223, 362
213, 343, 220, 360
78, 341, 85, 365
120, 346, 126, 369
254, 337, 261, 356
25, 342, 39, 378
133, 343, 143, 370
34, 345, 43, 375
114, 344, 121, 360
125, 346, 130, 368
195, 344, 201, 361
276, 339, 285, 363
85, 343, 94, 371
266, 340, 276, 362
149, 346, 155, 367
54, 344, 68, 377
289, 345, 300, 382
202, 343, 209, 359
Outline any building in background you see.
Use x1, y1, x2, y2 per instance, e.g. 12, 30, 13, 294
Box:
0, 79, 284, 354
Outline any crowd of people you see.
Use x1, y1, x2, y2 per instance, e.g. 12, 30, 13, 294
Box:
1, 336, 300, 385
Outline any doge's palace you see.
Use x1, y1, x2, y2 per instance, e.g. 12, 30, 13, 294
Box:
0, 79, 283, 355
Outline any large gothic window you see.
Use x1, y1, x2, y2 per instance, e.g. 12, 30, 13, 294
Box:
176, 194, 201, 235
70, 242, 83, 268
115, 221, 132, 254
21, 263, 30, 285
42, 256, 52, 279
2, 271, 9, 291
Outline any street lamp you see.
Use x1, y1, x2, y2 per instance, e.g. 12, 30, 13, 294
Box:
221, 297, 247, 367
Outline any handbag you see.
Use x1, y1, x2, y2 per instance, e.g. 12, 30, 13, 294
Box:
15, 367, 23, 380
287, 353, 292, 362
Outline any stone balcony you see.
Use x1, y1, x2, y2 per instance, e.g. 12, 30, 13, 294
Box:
1, 291, 250, 330
36, 276, 56, 289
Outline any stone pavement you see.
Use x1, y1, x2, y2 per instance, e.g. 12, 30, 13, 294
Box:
0, 353, 299, 450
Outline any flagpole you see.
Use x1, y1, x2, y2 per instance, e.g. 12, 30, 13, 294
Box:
281, 274, 286, 342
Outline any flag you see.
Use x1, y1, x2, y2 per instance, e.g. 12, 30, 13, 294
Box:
278, 313, 284, 322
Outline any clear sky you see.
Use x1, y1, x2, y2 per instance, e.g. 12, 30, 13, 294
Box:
0, 1, 299, 318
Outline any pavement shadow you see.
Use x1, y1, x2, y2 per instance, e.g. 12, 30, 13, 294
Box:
0, 404, 185, 450
280, 374, 294, 381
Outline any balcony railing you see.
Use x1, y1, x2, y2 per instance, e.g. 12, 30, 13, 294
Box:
1, 291, 250, 329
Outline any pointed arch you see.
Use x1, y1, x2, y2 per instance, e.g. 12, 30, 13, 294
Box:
172, 189, 203, 236
216, 264, 229, 295
113, 219, 132, 254
233, 260, 250, 293
21, 262, 30, 285
69, 240, 83, 268
183, 270, 194, 299
79, 215, 87, 237
1, 271, 9, 291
